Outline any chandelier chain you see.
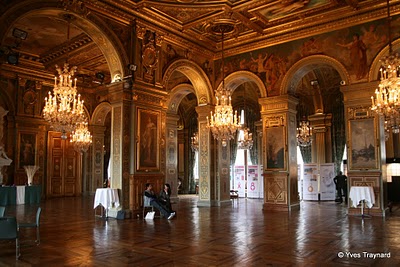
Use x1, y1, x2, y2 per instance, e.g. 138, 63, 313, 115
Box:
207, 22, 241, 147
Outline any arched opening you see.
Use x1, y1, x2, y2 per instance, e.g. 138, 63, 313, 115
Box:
283, 55, 348, 202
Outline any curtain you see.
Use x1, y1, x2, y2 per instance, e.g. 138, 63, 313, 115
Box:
247, 107, 258, 165
230, 134, 238, 167
300, 145, 312, 163
331, 94, 346, 174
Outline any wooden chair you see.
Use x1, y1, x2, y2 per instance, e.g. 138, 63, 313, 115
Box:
142, 195, 154, 219
230, 190, 239, 203
18, 207, 41, 245
0, 216, 20, 259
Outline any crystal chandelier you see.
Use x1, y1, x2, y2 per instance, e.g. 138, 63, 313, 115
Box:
42, 16, 87, 139
70, 122, 92, 153
237, 88, 253, 150
191, 132, 199, 152
207, 20, 241, 147
237, 126, 253, 150
297, 117, 312, 147
371, 0, 400, 134
43, 63, 86, 139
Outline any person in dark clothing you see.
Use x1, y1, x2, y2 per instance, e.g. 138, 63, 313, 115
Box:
159, 183, 173, 213
334, 171, 348, 203
144, 183, 175, 219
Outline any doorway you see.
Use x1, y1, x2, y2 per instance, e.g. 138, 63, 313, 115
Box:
46, 131, 82, 197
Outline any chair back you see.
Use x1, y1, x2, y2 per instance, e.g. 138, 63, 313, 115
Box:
0, 217, 18, 239
0, 206, 5, 217
143, 195, 151, 207
36, 207, 42, 226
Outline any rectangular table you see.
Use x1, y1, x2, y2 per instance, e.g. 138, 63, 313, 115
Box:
0, 185, 41, 206
349, 186, 375, 217
93, 188, 120, 218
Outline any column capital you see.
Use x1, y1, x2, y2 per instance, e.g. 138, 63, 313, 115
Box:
195, 104, 213, 121
107, 81, 133, 104
308, 113, 332, 132
341, 81, 378, 107
259, 95, 298, 114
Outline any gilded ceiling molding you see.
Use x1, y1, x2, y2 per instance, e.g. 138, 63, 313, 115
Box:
155, 34, 164, 47
133, 91, 164, 107
224, 5, 392, 57
83, 0, 133, 24
136, 25, 146, 39
163, 59, 212, 105
281, 55, 350, 96
61, 0, 90, 17
1, 65, 54, 85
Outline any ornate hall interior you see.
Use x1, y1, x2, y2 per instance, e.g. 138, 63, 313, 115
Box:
1, 0, 400, 265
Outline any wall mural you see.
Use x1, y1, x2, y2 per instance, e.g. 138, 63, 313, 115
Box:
216, 16, 399, 97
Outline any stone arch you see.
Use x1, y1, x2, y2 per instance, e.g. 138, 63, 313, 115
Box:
165, 84, 196, 115
163, 59, 212, 105
91, 102, 112, 126
0, 2, 126, 82
222, 70, 267, 98
281, 55, 350, 96
369, 38, 400, 82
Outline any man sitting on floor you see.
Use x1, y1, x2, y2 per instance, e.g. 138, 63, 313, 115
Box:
144, 183, 175, 220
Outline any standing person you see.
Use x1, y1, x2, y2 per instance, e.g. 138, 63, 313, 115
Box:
159, 183, 173, 213
144, 183, 175, 219
334, 171, 348, 204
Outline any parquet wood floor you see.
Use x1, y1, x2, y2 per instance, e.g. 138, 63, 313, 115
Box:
1, 195, 400, 267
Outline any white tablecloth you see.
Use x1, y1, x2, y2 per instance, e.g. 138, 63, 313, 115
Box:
349, 186, 375, 208
16, 186, 25, 205
93, 188, 120, 210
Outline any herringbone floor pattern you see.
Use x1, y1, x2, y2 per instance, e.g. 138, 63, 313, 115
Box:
1, 195, 400, 266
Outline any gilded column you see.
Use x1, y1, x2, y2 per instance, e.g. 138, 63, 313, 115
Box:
259, 95, 300, 212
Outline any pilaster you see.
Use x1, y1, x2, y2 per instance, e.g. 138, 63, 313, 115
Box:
195, 104, 216, 206
90, 124, 106, 193
166, 113, 179, 202
341, 81, 387, 216
308, 113, 332, 164
108, 81, 133, 209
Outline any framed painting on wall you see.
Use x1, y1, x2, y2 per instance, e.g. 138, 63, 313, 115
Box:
349, 118, 378, 170
18, 132, 37, 169
137, 108, 160, 171
266, 126, 286, 170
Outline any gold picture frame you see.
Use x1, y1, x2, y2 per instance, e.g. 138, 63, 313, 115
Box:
348, 118, 378, 170
18, 131, 37, 169
137, 108, 160, 171
265, 126, 286, 170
